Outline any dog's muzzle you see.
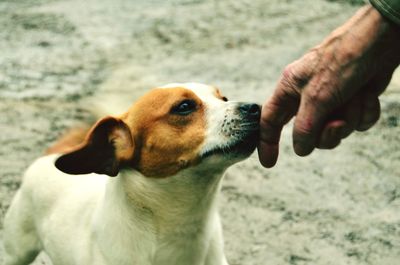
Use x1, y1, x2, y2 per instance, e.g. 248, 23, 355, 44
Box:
201, 103, 261, 159
231, 102, 260, 155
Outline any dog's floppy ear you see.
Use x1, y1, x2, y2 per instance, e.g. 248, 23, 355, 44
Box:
55, 117, 134, 177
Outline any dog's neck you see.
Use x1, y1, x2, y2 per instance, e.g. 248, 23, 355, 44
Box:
92, 165, 227, 263
120, 166, 225, 227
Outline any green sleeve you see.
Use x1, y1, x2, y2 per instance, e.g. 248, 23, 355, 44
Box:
370, 0, 400, 25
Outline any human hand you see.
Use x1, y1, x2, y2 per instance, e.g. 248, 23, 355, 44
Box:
258, 5, 400, 168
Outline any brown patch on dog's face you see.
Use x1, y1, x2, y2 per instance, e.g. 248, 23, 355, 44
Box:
121, 87, 206, 178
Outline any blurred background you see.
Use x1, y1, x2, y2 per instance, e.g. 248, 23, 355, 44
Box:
1, 0, 400, 264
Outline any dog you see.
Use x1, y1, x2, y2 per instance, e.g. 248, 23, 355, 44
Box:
4, 83, 260, 265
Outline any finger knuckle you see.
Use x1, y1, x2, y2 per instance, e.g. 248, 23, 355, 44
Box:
304, 87, 330, 105
282, 64, 308, 88
294, 121, 314, 137
282, 64, 296, 81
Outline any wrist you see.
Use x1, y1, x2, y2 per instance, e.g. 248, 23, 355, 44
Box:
318, 5, 400, 71
370, 0, 400, 26
367, 4, 400, 69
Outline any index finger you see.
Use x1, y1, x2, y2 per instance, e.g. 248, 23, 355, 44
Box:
258, 84, 300, 167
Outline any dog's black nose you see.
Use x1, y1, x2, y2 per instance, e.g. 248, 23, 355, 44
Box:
239, 103, 261, 120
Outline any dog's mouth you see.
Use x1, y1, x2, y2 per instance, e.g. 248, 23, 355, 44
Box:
200, 124, 259, 159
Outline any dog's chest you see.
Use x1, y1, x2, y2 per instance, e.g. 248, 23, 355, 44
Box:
97, 219, 212, 265
152, 220, 211, 264
95, 181, 218, 265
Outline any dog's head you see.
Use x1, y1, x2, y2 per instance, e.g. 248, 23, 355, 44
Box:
55, 83, 260, 177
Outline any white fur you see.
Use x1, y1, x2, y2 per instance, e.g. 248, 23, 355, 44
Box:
3, 83, 248, 265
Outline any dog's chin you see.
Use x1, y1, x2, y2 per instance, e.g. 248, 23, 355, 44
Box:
201, 130, 259, 161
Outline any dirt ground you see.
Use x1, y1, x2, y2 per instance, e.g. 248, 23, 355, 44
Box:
1, 0, 400, 264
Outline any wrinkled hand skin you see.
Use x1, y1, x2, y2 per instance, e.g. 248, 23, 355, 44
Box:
258, 4, 400, 168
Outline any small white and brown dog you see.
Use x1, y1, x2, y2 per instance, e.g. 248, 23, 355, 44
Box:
4, 83, 260, 265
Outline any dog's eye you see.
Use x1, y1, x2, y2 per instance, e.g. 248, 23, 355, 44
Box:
171, 100, 197, 115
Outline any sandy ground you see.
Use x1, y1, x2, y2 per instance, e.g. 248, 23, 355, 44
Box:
1, 0, 400, 264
